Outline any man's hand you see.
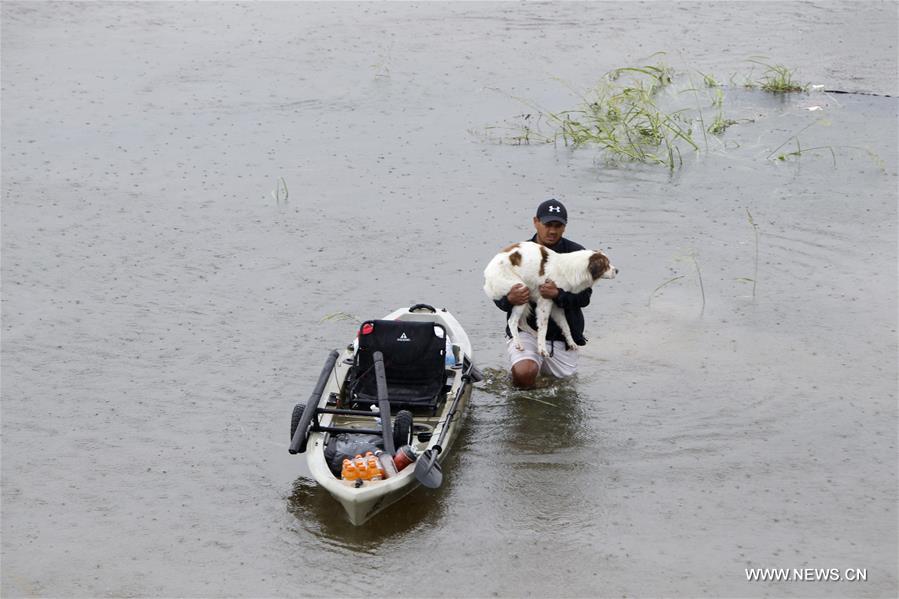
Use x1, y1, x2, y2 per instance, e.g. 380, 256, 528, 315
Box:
539, 279, 560, 300
506, 283, 530, 306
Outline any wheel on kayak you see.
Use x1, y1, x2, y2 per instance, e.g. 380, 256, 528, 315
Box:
393, 410, 413, 448
290, 403, 305, 441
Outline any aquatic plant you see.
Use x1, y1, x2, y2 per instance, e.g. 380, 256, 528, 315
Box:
741, 209, 760, 299
648, 275, 686, 307
499, 60, 704, 169
700, 71, 720, 88
321, 311, 361, 324
690, 251, 706, 316
370, 41, 394, 78
775, 143, 837, 166
708, 112, 738, 135
483, 57, 826, 169
749, 60, 805, 93
271, 176, 288, 202
765, 114, 886, 169
767, 119, 838, 165
700, 86, 739, 134
711, 87, 724, 108
648, 249, 706, 314
483, 58, 772, 168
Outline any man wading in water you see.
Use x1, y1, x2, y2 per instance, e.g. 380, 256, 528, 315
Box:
493, 199, 594, 388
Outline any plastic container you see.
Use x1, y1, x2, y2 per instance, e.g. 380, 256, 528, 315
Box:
375, 450, 398, 479
366, 454, 383, 479
444, 337, 455, 367
393, 445, 418, 471
354, 454, 368, 479
342, 459, 358, 481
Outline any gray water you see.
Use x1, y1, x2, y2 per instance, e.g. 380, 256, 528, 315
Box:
2, 2, 897, 597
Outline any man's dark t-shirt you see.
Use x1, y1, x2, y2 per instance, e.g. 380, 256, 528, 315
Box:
493, 235, 592, 347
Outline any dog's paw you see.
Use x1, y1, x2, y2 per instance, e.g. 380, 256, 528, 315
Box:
538, 346, 548, 357
514, 342, 524, 351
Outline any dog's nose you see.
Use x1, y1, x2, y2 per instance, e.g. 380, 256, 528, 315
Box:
614, 268, 619, 275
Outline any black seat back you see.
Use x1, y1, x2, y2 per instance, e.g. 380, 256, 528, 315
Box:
352, 319, 447, 407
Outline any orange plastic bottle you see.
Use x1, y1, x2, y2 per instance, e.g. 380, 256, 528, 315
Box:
342, 459, 358, 481
367, 454, 383, 480
355, 454, 369, 480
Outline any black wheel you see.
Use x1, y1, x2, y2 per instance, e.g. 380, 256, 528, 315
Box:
393, 410, 413, 448
290, 403, 305, 441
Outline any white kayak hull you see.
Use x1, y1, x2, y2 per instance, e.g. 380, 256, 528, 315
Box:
296, 305, 475, 525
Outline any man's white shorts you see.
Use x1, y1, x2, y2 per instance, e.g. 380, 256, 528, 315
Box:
506, 330, 578, 378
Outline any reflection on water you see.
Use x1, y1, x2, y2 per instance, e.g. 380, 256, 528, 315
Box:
286, 478, 449, 552
470, 369, 605, 541
285, 414, 475, 551
478, 367, 589, 453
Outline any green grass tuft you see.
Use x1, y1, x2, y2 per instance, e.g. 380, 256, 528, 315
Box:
482, 57, 820, 168
749, 60, 805, 93
708, 112, 738, 135
745, 209, 760, 299
522, 59, 701, 169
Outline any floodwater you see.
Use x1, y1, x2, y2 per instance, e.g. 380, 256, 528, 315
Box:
2, 2, 897, 597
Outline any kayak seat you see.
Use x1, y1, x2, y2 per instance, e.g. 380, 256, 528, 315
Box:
349, 319, 448, 412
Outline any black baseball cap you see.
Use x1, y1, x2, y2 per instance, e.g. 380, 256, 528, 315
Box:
536, 199, 568, 225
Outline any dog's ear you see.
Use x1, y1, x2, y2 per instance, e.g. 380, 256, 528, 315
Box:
588, 251, 610, 280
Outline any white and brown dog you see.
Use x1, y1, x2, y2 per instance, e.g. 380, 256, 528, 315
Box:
484, 241, 617, 356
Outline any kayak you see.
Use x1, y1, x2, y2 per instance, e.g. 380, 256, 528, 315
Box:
288, 303, 480, 525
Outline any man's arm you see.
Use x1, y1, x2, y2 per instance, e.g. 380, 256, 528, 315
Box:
538, 280, 591, 308
554, 287, 592, 308
495, 283, 530, 311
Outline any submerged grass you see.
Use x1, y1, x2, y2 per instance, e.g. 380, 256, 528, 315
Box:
766, 115, 887, 169
700, 71, 720, 88
489, 59, 704, 169
743, 209, 760, 299
321, 311, 361, 324
690, 251, 706, 316
749, 60, 805, 93
708, 112, 738, 135
271, 177, 288, 202
649, 249, 707, 314
766, 119, 839, 166
483, 58, 857, 169
777, 143, 838, 167
648, 275, 686, 307
484, 57, 810, 169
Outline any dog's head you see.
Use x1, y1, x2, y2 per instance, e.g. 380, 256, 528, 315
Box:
588, 250, 617, 280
